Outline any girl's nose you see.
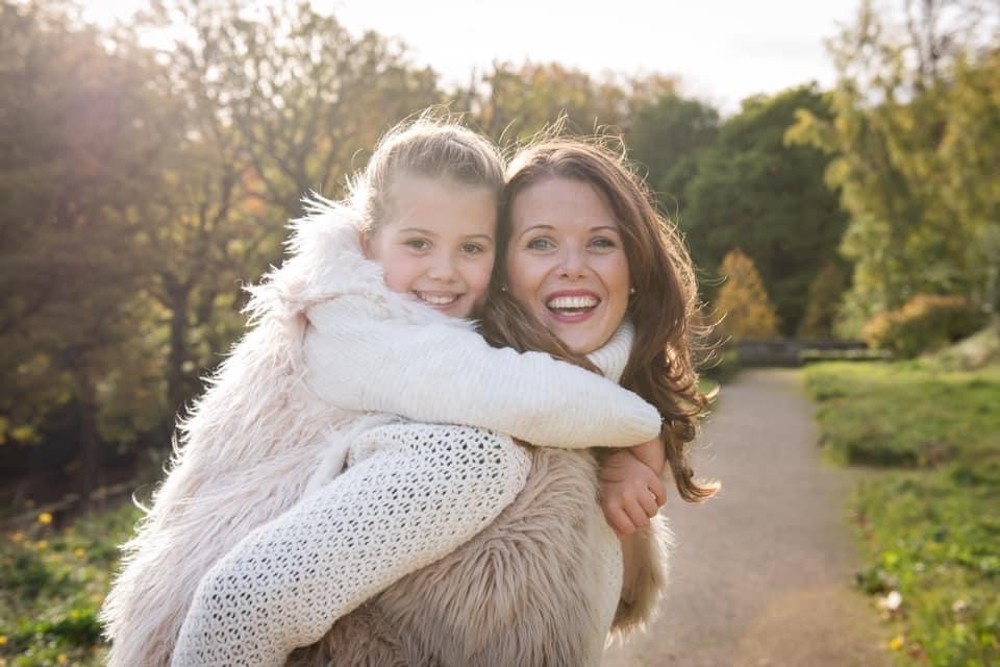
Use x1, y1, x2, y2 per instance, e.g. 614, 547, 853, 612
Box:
427, 253, 458, 281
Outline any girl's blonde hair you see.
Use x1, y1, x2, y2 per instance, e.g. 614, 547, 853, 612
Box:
482, 134, 719, 503
347, 110, 506, 233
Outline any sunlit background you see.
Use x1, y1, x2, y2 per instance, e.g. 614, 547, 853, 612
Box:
78, 0, 861, 114
2, 0, 998, 664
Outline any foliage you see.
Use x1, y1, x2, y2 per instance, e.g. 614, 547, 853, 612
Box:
0, 502, 142, 665
804, 360, 1000, 664
0, 1, 176, 480
473, 62, 677, 143
712, 249, 780, 339
682, 85, 847, 334
788, 0, 1000, 334
626, 91, 720, 215
797, 260, 850, 338
863, 293, 989, 359
924, 318, 1000, 371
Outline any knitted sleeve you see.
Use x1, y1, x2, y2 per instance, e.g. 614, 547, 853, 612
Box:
170, 423, 531, 667
303, 295, 660, 449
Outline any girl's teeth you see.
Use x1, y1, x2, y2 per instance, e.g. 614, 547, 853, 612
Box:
418, 292, 459, 305
546, 295, 598, 310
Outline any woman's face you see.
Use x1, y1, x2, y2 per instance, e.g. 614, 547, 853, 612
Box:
506, 176, 630, 354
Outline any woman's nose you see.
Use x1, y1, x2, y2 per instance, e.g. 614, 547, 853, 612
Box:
558, 247, 587, 278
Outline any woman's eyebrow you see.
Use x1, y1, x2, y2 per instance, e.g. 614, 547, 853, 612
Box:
515, 223, 555, 238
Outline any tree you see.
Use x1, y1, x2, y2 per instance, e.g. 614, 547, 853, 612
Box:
626, 91, 720, 215
469, 61, 678, 143
787, 0, 999, 333
117, 0, 446, 416
713, 249, 780, 339
682, 85, 847, 335
0, 1, 175, 491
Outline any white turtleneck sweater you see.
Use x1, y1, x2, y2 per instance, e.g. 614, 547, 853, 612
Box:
170, 323, 639, 667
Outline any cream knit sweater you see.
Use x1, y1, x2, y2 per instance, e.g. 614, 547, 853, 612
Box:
100, 198, 660, 667
170, 324, 637, 667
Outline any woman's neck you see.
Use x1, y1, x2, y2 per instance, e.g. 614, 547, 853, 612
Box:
586, 321, 634, 383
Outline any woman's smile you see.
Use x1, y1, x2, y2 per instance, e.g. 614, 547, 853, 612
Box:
506, 176, 630, 354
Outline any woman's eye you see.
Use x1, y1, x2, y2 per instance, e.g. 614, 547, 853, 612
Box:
590, 236, 617, 249
526, 237, 554, 251
461, 242, 485, 255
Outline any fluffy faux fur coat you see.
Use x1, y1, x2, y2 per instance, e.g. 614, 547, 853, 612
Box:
99, 198, 665, 666
289, 447, 673, 667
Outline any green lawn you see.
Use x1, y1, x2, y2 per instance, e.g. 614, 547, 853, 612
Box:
0, 502, 140, 666
804, 360, 1000, 666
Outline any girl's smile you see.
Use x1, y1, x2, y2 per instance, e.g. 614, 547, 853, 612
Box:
363, 174, 497, 319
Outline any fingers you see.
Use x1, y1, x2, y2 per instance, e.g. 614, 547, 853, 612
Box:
603, 504, 636, 537
637, 489, 659, 519
623, 497, 652, 531
649, 476, 667, 507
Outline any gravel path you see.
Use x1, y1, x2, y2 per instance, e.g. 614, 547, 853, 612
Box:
602, 368, 893, 667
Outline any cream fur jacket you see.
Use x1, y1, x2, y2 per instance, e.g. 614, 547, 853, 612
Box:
99, 198, 662, 667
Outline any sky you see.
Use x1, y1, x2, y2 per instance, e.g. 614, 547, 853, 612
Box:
80, 0, 865, 115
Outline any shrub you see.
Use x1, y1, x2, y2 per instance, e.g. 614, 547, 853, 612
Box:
863, 294, 988, 359
713, 248, 780, 339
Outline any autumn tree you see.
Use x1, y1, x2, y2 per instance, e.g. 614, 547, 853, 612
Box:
469, 61, 678, 143
0, 1, 176, 491
713, 248, 780, 339
115, 0, 446, 416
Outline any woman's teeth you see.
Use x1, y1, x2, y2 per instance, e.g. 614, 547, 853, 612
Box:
546, 295, 598, 313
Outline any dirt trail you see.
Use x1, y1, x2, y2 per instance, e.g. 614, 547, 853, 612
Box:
602, 368, 893, 667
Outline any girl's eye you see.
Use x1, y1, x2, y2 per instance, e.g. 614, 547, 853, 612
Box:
526, 237, 554, 251
461, 242, 486, 255
405, 239, 431, 251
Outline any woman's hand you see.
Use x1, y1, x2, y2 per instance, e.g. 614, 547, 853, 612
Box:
598, 448, 666, 537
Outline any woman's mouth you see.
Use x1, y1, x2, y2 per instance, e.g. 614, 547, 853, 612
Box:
545, 293, 599, 320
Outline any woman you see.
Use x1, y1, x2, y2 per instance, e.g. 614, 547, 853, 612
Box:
297, 134, 718, 665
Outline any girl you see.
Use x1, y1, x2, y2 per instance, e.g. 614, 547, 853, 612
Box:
100, 113, 665, 667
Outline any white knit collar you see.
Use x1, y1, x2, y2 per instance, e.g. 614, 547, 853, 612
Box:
587, 320, 634, 383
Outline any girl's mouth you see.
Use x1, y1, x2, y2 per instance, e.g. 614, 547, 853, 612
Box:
414, 291, 461, 307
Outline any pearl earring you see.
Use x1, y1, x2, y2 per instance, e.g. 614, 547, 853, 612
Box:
629, 287, 636, 295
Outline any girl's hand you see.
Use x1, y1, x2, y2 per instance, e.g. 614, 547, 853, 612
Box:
598, 449, 666, 537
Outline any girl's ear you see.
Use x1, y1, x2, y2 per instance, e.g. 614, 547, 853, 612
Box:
359, 228, 375, 259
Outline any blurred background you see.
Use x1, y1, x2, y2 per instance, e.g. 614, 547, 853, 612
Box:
1, 0, 997, 663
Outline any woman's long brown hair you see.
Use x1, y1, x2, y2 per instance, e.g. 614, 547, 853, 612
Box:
480, 135, 718, 503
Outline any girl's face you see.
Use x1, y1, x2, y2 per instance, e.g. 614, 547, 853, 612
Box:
364, 174, 497, 319
506, 176, 631, 354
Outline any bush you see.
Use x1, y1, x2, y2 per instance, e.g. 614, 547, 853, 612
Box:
863, 294, 988, 359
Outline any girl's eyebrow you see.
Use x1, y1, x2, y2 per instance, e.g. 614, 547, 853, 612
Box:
396, 226, 437, 236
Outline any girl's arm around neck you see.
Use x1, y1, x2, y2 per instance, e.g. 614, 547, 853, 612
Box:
303, 295, 661, 449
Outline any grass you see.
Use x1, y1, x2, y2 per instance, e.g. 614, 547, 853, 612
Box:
804, 359, 1000, 666
0, 502, 141, 666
